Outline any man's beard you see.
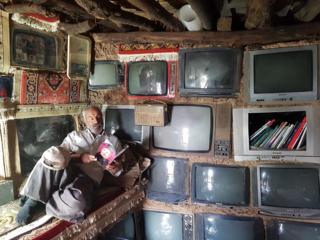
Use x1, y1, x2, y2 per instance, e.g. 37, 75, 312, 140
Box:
88, 124, 103, 135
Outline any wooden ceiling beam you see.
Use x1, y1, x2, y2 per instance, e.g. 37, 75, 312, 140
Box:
93, 22, 320, 46
245, 0, 274, 29
127, 0, 185, 31
59, 20, 96, 34
4, 3, 53, 16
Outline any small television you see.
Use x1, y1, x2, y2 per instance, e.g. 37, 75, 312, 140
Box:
267, 220, 320, 240
89, 60, 123, 90
233, 106, 320, 162
144, 210, 193, 240
147, 156, 189, 203
102, 105, 150, 149
195, 213, 265, 240
252, 165, 320, 218
179, 48, 242, 97
0, 76, 13, 100
103, 213, 136, 240
191, 163, 250, 206
249, 45, 318, 102
153, 105, 213, 152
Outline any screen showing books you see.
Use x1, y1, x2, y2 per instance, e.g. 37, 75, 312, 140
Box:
179, 48, 241, 97
249, 111, 307, 151
0, 76, 13, 99
195, 214, 265, 240
89, 61, 121, 89
153, 105, 212, 152
259, 167, 320, 209
267, 220, 320, 240
147, 157, 189, 203
128, 61, 167, 96
16, 115, 75, 175
192, 164, 249, 206
104, 213, 135, 240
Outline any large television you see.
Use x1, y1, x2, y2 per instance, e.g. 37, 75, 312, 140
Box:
252, 165, 320, 218
143, 210, 193, 240
147, 156, 189, 203
102, 105, 150, 149
103, 213, 136, 240
249, 45, 318, 102
153, 105, 213, 152
179, 47, 242, 97
233, 105, 320, 162
191, 163, 250, 206
195, 213, 265, 240
267, 220, 320, 240
89, 60, 123, 90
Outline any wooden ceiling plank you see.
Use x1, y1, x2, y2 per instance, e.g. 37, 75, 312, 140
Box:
4, 3, 51, 16
245, 0, 273, 29
74, 0, 107, 19
59, 20, 96, 34
127, 0, 185, 31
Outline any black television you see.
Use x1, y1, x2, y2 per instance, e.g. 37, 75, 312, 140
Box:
16, 115, 75, 175
267, 220, 320, 240
102, 105, 150, 149
0, 76, 13, 100
103, 213, 136, 240
147, 156, 189, 203
144, 210, 193, 240
89, 60, 123, 90
195, 213, 265, 240
253, 165, 320, 218
152, 105, 213, 152
192, 163, 250, 206
179, 48, 241, 97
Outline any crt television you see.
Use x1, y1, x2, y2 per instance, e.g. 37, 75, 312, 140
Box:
179, 47, 242, 97
89, 60, 123, 90
147, 156, 189, 203
267, 220, 320, 240
104, 213, 136, 240
233, 105, 320, 162
195, 213, 265, 240
143, 210, 193, 240
253, 165, 320, 218
102, 105, 150, 149
249, 45, 318, 102
0, 76, 13, 100
153, 105, 213, 152
192, 163, 250, 206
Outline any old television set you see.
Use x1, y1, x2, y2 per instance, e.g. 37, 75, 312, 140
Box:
249, 45, 318, 102
89, 60, 123, 90
0, 76, 13, 100
102, 105, 150, 149
267, 220, 320, 240
179, 47, 242, 97
191, 163, 250, 206
152, 105, 213, 152
147, 156, 189, 203
103, 213, 137, 240
195, 213, 265, 240
252, 165, 320, 218
233, 105, 320, 162
143, 210, 193, 240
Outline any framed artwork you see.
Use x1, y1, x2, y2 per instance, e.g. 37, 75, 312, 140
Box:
10, 25, 63, 71
67, 35, 92, 80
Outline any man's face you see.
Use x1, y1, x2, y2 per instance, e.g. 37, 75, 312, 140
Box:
84, 108, 103, 135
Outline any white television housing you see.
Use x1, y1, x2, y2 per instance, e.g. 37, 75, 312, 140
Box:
233, 105, 320, 162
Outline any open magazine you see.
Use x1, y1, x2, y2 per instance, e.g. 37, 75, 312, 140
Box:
96, 143, 129, 167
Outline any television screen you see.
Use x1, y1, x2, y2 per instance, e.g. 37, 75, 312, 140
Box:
0, 76, 13, 99
179, 48, 241, 97
128, 61, 167, 96
267, 220, 320, 240
153, 105, 212, 152
16, 115, 75, 175
147, 157, 189, 203
249, 45, 317, 102
103, 105, 150, 148
259, 166, 320, 209
89, 61, 122, 89
104, 213, 135, 240
195, 214, 265, 240
192, 164, 249, 206
144, 211, 192, 240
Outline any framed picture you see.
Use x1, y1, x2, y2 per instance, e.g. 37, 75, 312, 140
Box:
67, 35, 92, 80
10, 24, 63, 71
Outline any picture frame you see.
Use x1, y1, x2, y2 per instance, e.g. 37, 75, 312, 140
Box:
10, 24, 63, 71
67, 35, 92, 80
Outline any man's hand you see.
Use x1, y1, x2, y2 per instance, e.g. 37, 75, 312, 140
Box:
80, 153, 97, 163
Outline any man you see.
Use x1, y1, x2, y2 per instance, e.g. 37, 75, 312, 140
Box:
16, 106, 124, 225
